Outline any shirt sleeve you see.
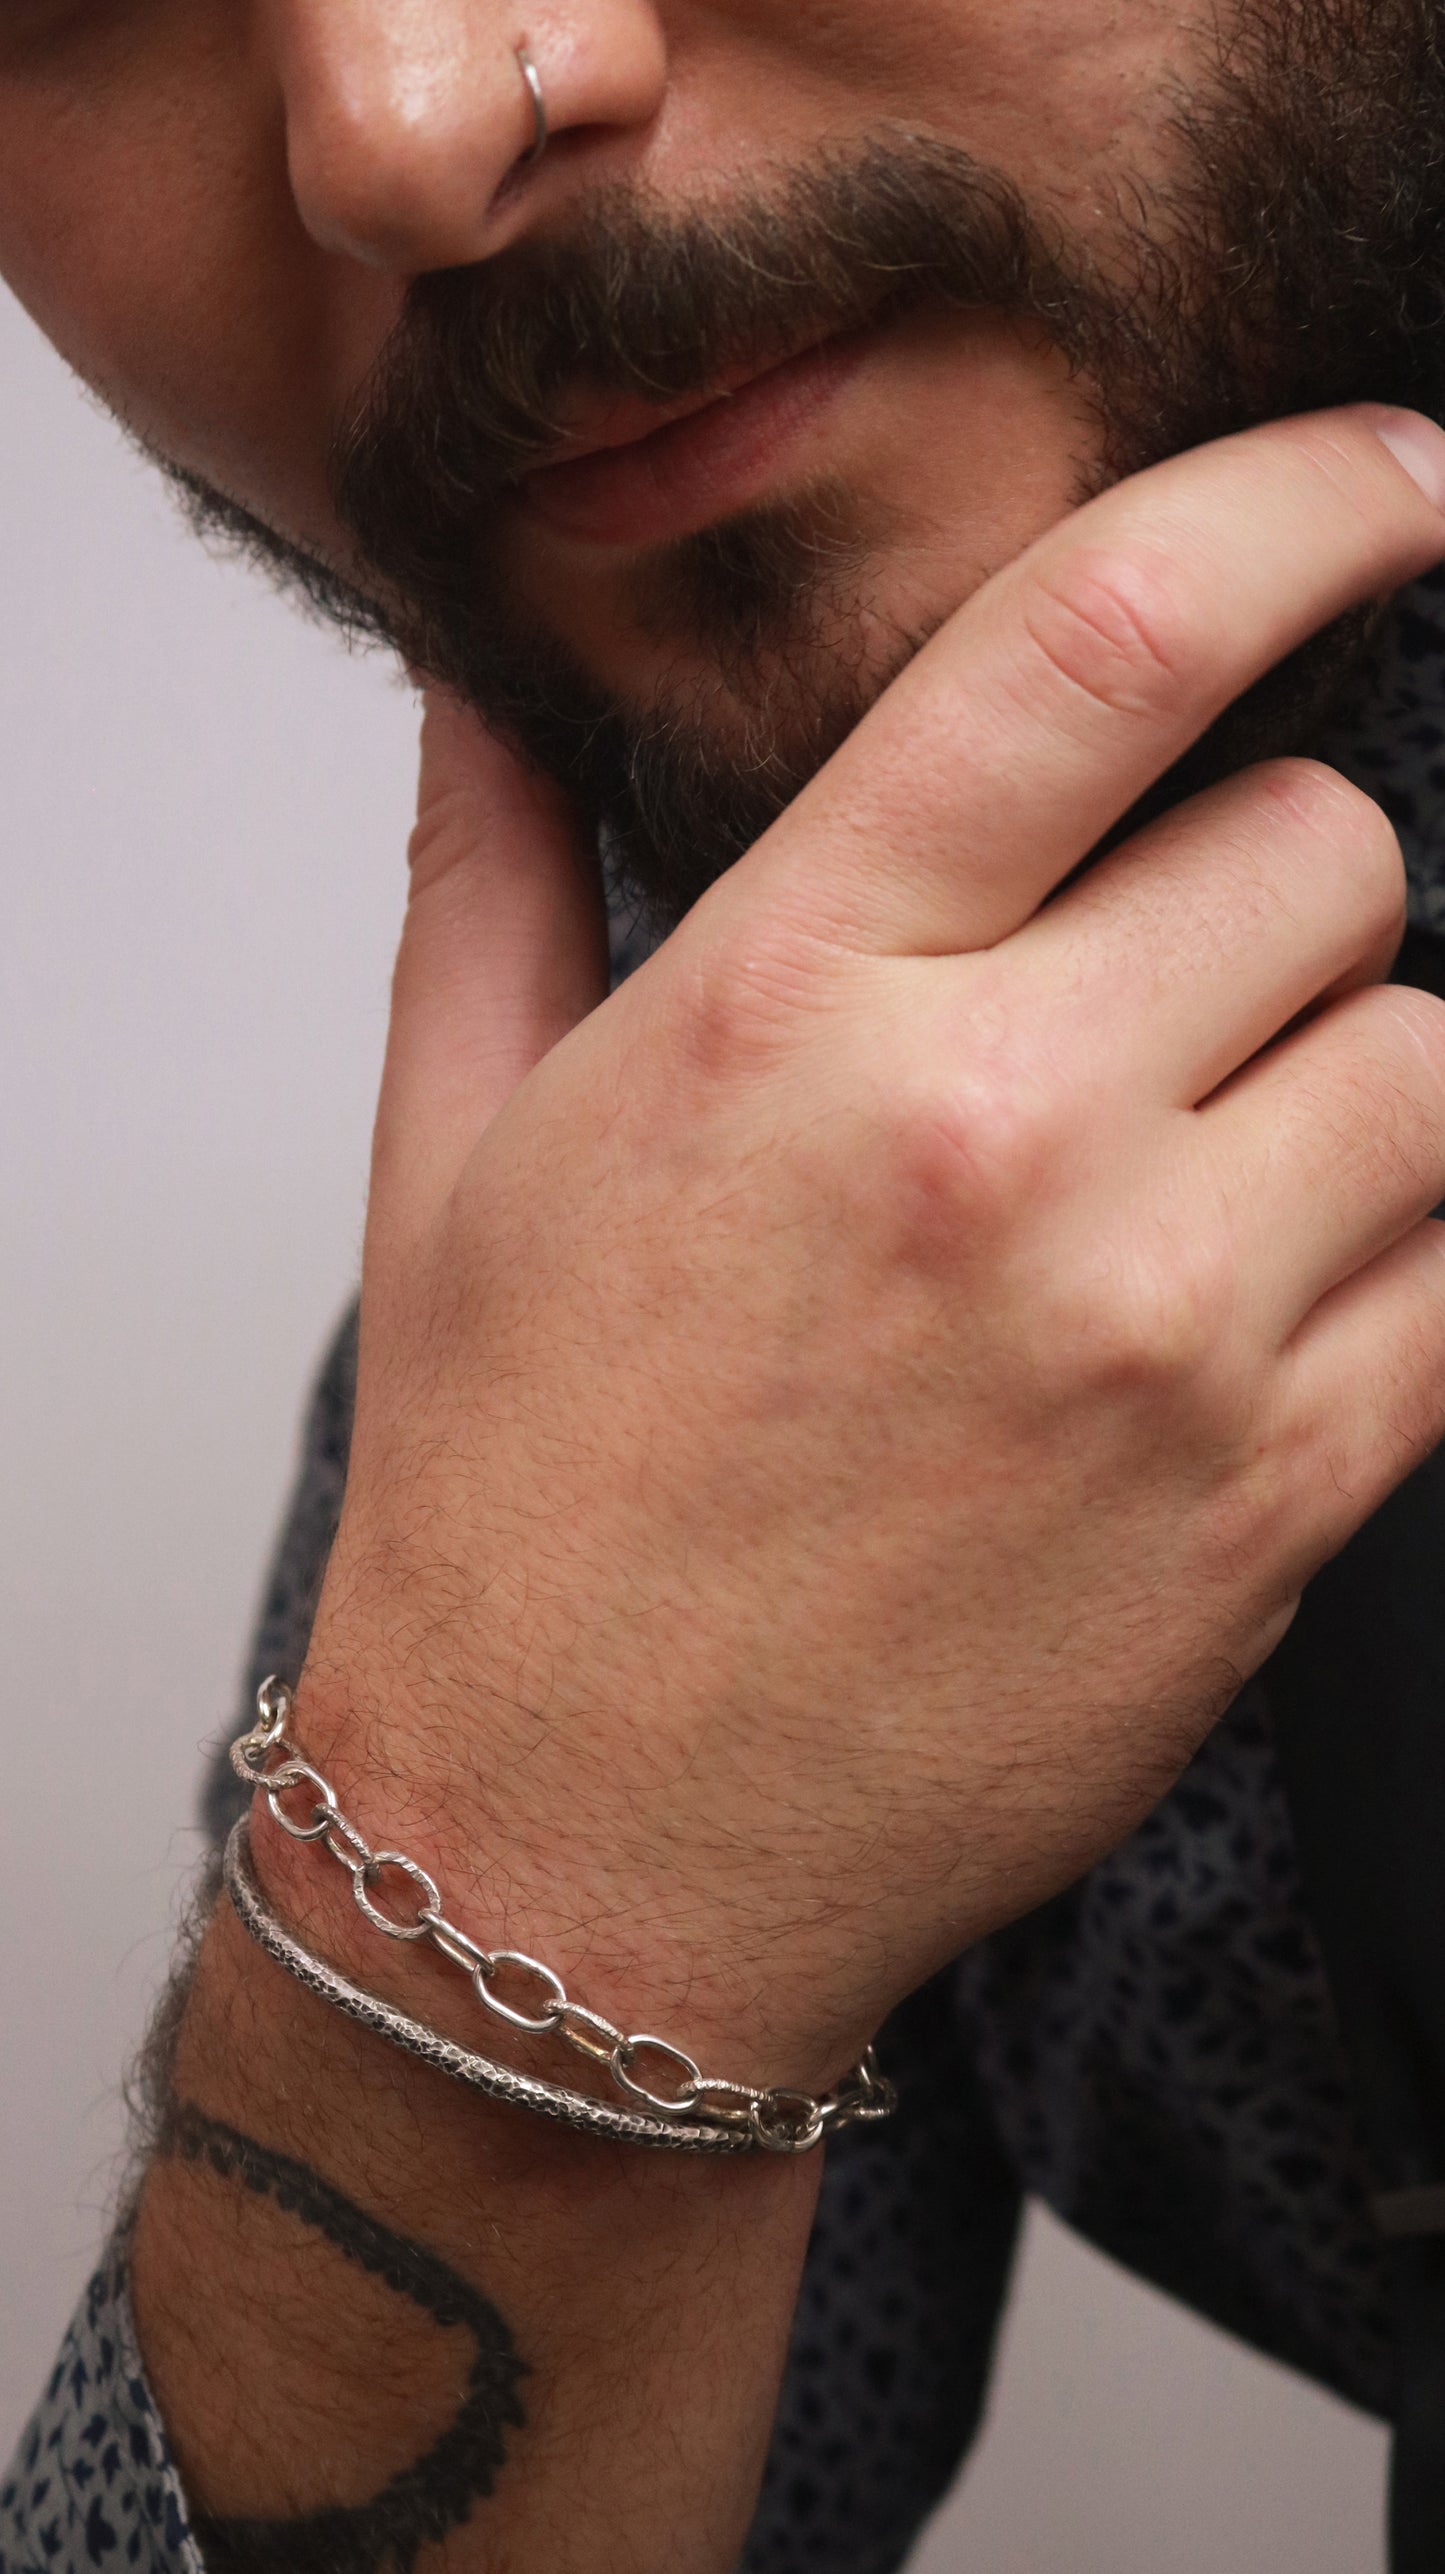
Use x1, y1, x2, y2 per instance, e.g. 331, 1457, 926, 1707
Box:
0, 2241, 206, 2574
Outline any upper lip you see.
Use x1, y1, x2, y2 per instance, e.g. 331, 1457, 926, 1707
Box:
529, 331, 841, 475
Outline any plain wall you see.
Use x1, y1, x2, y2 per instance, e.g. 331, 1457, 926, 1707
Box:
0, 279, 1391, 2570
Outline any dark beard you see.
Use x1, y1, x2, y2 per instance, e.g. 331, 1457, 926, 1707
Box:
167, 0, 1445, 930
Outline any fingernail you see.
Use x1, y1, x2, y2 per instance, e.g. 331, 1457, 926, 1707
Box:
1373, 409, 1445, 513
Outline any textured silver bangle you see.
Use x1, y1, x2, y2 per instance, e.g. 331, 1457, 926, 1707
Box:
225, 1679, 897, 2157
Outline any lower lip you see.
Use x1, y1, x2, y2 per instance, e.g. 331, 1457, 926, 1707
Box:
518, 332, 873, 550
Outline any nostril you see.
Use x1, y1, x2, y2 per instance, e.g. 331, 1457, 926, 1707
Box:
281, 50, 545, 271
278, 3, 667, 271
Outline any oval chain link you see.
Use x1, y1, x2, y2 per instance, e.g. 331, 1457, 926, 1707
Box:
233, 1680, 896, 2153
611, 2034, 703, 2117
476, 1950, 568, 2035
420, 1912, 495, 1980
353, 1851, 442, 1942
264, 1759, 338, 1844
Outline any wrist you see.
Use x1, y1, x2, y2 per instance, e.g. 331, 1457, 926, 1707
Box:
132, 1890, 820, 2567
249, 1653, 881, 2105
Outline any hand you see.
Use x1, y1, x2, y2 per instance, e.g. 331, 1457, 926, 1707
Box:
274, 405, 1445, 2100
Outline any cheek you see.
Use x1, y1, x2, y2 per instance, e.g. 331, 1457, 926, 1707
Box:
0, 62, 394, 548
660, 0, 1199, 220
843, 310, 1098, 591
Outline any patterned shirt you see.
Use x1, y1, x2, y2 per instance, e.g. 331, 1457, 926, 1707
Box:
9, 567, 1445, 2574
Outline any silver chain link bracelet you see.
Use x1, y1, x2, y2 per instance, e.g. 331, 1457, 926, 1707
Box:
225, 1678, 897, 2156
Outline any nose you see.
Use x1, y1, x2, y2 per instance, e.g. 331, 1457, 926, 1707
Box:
271, 0, 668, 271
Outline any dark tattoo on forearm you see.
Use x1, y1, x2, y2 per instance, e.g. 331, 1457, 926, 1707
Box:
160, 2102, 528, 2574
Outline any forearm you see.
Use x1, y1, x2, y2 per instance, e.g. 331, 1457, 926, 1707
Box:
129, 1886, 819, 2574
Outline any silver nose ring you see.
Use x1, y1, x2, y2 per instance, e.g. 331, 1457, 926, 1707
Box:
515, 44, 549, 166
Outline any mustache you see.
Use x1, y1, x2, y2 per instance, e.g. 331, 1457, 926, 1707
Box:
341, 133, 1097, 464
327, 126, 1138, 705
330, 134, 1127, 597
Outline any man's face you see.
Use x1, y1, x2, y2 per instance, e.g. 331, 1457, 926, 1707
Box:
0, 0, 1440, 919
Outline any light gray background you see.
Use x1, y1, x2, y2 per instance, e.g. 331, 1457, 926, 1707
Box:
0, 277, 1389, 2569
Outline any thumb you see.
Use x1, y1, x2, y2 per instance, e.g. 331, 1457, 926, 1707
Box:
371, 689, 609, 1249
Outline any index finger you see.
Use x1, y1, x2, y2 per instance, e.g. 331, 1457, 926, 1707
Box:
728, 405, 1445, 960
369, 694, 608, 1259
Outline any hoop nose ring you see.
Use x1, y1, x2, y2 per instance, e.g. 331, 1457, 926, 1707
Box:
515, 44, 549, 166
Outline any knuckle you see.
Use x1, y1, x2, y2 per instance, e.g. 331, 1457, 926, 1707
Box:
882, 1054, 1063, 1251
1048, 1239, 1238, 1406
1018, 545, 1190, 722
663, 922, 814, 1087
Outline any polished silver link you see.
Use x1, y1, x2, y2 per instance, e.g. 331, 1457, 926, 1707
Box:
264, 1759, 338, 1843
476, 1949, 567, 2034
422, 1912, 495, 1980
612, 2034, 703, 2117
353, 1851, 442, 1942
231, 1679, 896, 2154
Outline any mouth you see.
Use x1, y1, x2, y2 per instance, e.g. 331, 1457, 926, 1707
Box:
516, 326, 879, 551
